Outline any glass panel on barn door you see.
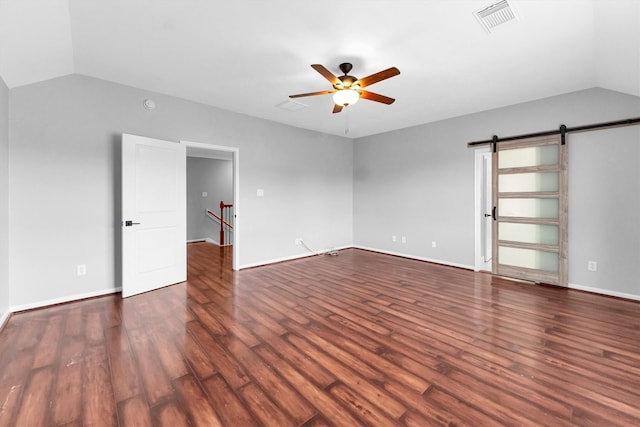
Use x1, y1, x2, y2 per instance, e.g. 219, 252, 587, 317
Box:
499, 198, 559, 219
493, 135, 567, 286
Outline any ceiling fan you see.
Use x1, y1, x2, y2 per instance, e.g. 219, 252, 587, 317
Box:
289, 63, 400, 113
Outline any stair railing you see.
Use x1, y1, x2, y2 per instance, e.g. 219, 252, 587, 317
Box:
206, 201, 233, 246
219, 201, 233, 245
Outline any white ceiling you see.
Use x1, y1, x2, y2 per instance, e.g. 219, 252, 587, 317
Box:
1, 0, 639, 139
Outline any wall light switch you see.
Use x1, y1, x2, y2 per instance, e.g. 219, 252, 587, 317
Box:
201, 191, 208, 197
392, 235, 397, 242
257, 189, 264, 197
588, 261, 597, 272
401, 236, 407, 243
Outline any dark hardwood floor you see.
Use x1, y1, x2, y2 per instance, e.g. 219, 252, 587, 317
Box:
1, 243, 639, 426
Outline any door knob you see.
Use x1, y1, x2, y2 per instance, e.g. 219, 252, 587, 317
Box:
124, 220, 141, 227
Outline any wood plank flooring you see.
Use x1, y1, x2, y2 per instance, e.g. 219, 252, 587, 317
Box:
1, 243, 639, 426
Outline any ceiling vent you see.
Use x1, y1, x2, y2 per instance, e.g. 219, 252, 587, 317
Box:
277, 99, 307, 112
474, 0, 518, 33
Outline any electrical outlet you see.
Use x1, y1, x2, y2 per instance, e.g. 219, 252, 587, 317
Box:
392, 235, 397, 242
401, 236, 407, 243
295, 238, 302, 246
432, 241, 437, 248
587, 261, 597, 272
77, 264, 87, 276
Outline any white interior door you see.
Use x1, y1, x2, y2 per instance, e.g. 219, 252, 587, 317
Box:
122, 134, 186, 298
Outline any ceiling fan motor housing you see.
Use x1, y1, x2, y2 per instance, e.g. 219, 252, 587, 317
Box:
334, 63, 359, 89
335, 75, 358, 90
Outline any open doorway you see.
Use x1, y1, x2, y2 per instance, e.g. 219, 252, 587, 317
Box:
183, 141, 239, 270
186, 156, 233, 243
474, 146, 492, 272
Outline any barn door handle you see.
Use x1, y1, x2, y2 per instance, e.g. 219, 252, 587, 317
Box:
124, 220, 141, 227
484, 207, 497, 220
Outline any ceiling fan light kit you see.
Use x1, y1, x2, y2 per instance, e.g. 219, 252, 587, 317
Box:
333, 89, 359, 107
289, 62, 400, 114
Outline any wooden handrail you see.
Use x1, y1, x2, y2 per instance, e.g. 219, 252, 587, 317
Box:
206, 209, 233, 230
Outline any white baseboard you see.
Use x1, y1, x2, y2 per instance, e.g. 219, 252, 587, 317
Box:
354, 247, 640, 301
238, 245, 352, 270
352, 245, 476, 271
238, 253, 316, 269
568, 283, 640, 302
187, 237, 219, 245
10, 287, 122, 313
4, 257, 635, 317
0, 308, 10, 331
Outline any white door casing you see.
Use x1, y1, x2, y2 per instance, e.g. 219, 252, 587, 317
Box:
474, 147, 492, 272
122, 134, 186, 298
182, 140, 240, 271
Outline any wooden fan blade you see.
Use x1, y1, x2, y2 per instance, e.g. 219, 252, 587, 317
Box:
332, 104, 344, 114
359, 90, 395, 105
289, 90, 335, 99
356, 67, 400, 88
311, 64, 340, 85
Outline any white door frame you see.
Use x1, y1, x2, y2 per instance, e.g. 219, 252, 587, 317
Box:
182, 140, 240, 271
474, 146, 492, 272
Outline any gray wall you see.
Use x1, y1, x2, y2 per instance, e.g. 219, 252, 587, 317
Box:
354, 88, 640, 298
6, 74, 639, 310
8, 74, 353, 309
0, 75, 9, 322
187, 157, 233, 242
568, 125, 640, 297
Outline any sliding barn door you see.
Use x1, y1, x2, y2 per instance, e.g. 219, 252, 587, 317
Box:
493, 135, 567, 286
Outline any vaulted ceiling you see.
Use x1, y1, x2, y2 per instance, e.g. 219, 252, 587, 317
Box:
1, 0, 638, 138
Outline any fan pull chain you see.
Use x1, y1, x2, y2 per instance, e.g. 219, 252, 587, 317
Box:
344, 109, 350, 135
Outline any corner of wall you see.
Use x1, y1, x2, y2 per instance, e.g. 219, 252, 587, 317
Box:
0, 73, 10, 323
